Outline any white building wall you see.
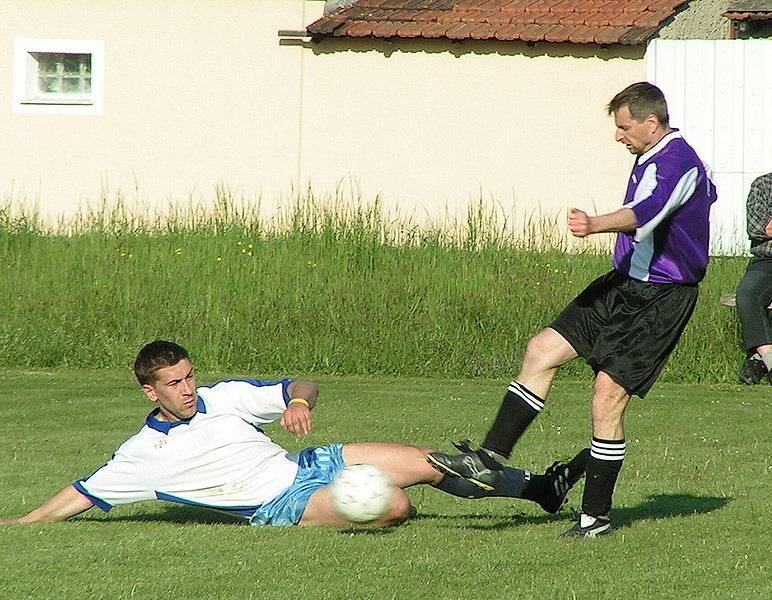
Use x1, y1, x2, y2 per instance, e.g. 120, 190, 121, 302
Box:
0, 1, 656, 238
647, 39, 772, 255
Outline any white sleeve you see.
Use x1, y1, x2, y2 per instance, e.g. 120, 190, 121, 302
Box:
198, 378, 291, 426
73, 451, 155, 511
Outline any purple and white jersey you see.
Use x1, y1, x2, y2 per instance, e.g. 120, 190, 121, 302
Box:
613, 130, 717, 284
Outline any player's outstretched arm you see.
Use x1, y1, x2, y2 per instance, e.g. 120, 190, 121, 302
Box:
0, 485, 94, 525
569, 207, 637, 237
281, 380, 319, 437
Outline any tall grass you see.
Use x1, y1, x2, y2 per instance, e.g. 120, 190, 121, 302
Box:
0, 189, 747, 382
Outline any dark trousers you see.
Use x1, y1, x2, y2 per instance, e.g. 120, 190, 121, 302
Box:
736, 256, 772, 351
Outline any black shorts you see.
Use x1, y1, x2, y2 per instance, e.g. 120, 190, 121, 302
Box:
551, 270, 698, 398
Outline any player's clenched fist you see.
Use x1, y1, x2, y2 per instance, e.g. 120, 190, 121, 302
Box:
568, 208, 592, 238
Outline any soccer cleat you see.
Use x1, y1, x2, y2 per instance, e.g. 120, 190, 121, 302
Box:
739, 356, 767, 385
426, 440, 503, 491
561, 514, 613, 538
538, 448, 591, 514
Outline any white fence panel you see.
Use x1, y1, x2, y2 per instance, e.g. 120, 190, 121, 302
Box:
646, 39, 772, 255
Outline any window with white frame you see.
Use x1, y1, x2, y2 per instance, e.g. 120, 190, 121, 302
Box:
14, 39, 104, 115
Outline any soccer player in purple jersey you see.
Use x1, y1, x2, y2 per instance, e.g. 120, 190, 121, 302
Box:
427, 82, 718, 538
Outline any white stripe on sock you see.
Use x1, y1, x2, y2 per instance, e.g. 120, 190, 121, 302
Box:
507, 381, 544, 413
591, 440, 626, 461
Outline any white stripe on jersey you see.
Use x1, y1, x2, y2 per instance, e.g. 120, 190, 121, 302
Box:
635, 166, 698, 243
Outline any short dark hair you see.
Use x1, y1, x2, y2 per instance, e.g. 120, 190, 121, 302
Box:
607, 82, 669, 126
133, 340, 190, 385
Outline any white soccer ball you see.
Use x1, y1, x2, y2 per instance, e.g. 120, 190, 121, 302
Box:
331, 463, 395, 524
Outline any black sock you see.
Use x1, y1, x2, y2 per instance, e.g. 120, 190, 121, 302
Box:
582, 437, 625, 517
435, 466, 536, 499
482, 381, 544, 458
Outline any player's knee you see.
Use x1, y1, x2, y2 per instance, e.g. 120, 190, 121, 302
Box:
592, 375, 628, 419
522, 331, 558, 372
382, 489, 412, 525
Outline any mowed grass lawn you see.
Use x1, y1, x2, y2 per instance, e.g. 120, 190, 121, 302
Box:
0, 370, 769, 600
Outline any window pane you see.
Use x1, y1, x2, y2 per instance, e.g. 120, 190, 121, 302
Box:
61, 77, 82, 93
32, 52, 92, 96
39, 76, 60, 93
62, 53, 90, 76
33, 53, 59, 76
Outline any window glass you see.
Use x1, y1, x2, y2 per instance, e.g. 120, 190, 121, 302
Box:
32, 52, 92, 95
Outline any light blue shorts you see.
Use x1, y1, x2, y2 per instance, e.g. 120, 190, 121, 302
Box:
249, 443, 346, 527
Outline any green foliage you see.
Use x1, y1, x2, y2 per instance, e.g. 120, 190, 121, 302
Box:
0, 193, 748, 381
0, 372, 769, 599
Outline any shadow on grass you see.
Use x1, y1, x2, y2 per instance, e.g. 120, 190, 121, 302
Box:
76, 493, 729, 532
78, 505, 398, 535
611, 493, 731, 530
417, 493, 731, 531
78, 505, 247, 526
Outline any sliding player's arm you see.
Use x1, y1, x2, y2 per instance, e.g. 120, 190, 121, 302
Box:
0, 485, 93, 524
281, 380, 319, 437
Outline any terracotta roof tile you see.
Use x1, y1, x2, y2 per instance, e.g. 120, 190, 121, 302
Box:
396, 21, 427, 36
633, 11, 669, 27
519, 22, 552, 41
619, 25, 660, 43
724, 11, 772, 21
421, 21, 453, 37
593, 25, 633, 44
568, 27, 601, 43
509, 12, 537, 24
583, 10, 623, 26
539, 11, 565, 25
371, 21, 403, 36
494, 22, 525, 40
305, 0, 688, 44
544, 24, 576, 41
341, 20, 375, 36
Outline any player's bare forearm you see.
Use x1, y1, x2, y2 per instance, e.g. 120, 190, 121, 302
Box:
287, 380, 319, 409
0, 485, 93, 524
282, 380, 319, 437
569, 207, 637, 237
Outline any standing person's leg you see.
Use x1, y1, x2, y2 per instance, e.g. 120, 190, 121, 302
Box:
426, 329, 577, 490
736, 257, 772, 384
426, 271, 619, 491
481, 328, 578, 457
562, 372, 629, 537
562, 279, 698, 538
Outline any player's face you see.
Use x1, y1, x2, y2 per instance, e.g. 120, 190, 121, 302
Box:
613, 105, 657, 155
142, 359, 198, 422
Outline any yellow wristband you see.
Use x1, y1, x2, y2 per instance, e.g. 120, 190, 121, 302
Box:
288, 398, 310, 408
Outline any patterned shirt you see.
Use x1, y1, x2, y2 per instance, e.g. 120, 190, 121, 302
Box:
747, 173, 772, 258
612, 130, 717, 284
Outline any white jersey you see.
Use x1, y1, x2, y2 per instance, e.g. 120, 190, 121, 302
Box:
74, 379, 299, 517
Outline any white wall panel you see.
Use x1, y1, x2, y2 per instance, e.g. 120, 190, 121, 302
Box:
647, 39, 772, 255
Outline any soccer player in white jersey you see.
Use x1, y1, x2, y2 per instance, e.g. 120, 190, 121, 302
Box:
0, 341, 588, 527
428, 82, 717, 538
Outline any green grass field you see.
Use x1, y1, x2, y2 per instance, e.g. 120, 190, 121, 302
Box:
1, 371, 769, 600
0, 196, 749, 382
